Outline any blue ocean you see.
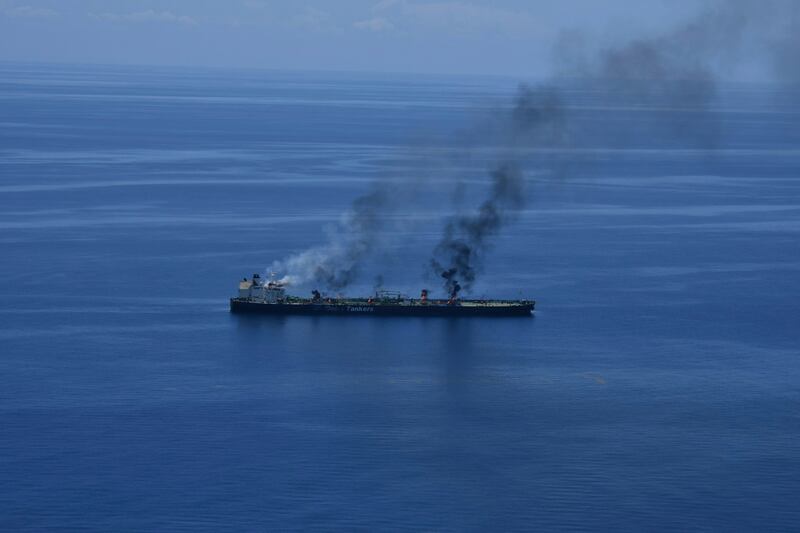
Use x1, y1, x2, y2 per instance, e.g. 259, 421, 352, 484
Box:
1, 62, 798, 531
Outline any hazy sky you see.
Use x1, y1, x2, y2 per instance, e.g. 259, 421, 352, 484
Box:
0, 0, 790, 78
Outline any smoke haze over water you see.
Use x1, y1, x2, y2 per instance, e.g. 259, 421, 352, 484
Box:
269, 0, 800, 295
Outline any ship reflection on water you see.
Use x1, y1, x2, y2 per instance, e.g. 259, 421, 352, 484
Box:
231, 312, 536, 399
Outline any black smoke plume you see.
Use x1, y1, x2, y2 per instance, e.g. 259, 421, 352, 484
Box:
553, 0, 755, 147
428, 0, 790, 295
429, 86, 566, 295
441, 268, 461, 299
273, 0, 796, 294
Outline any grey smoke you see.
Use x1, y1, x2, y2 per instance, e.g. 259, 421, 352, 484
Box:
271, 185, 390, 290
273, 0, 797, 294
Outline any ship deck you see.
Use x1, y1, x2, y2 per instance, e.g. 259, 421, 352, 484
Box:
276, 298, 531, 308
230, 296, 534, 317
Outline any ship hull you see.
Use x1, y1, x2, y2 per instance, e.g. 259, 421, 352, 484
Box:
230, 298, 533, 317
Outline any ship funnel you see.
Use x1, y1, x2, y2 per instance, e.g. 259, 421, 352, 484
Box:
420, 289, 428, 304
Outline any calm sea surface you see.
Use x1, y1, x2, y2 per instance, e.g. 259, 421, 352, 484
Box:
1, 63, 799, 531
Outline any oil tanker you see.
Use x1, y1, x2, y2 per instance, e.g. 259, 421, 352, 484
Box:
230, 274, 534, 317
